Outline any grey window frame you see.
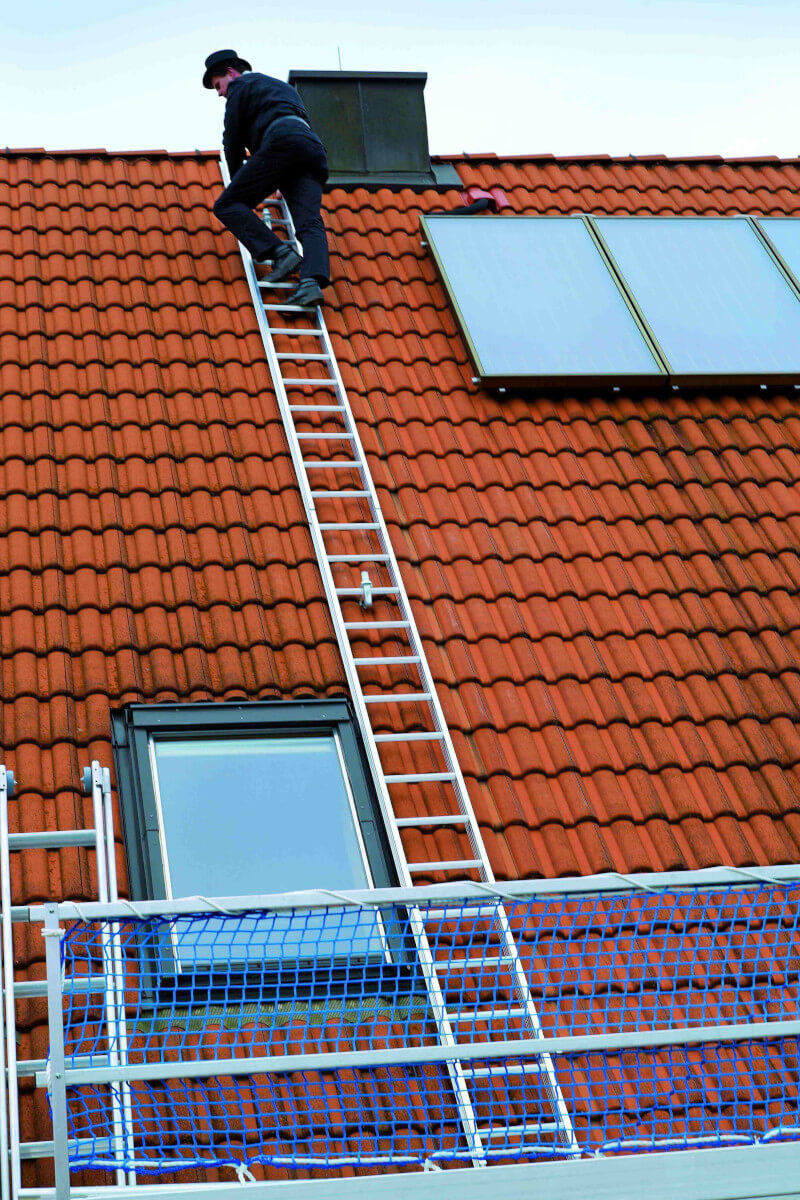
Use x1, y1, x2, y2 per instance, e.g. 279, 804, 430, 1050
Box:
110, 699, 397, 904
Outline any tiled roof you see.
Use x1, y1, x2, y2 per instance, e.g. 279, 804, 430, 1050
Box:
4, 149, 800, 893
6, 145, 800, 1183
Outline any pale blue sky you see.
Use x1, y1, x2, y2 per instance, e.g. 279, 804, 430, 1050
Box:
5, 0, 800, 157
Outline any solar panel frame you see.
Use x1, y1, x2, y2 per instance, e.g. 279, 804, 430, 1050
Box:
751, 217, 800, 300
420, 213, 669, 388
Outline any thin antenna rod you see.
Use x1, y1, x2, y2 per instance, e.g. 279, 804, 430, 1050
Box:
337, 45, 343, 70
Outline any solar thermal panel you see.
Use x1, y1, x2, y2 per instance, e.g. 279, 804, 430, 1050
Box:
421, 215, 665, 385
594, 216, 800, 382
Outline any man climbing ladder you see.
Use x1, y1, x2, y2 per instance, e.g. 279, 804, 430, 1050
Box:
204, 49, 330, 308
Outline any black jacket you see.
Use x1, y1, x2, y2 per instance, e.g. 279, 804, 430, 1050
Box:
222, 72, 311, 177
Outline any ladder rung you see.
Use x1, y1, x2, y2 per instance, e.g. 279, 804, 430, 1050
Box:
289, 405, 345, 412
19, 1134, 116, 1161
336, 585, 399, 596
256, 281, 295, 289
468, 1064, 544, 1078
297, 432, 354, 439
276, 352, 330, 361
345, 620, 409, 629
363, 692, 430, 703
282, 377, 337, 386
303, 460, 361, 469
437, 954, 513, 968
448, 1007, 526, 1024
353, 655, 420, 666
8, 830, 96, 850
269, 328, 325, 337
320, 523, 379, 530
263, 303, 321, 312
19, 1141, 55, 1161
385, 771, 456, 783
476, 1124, 560, 1139
328, 554, 390, 563
395, 814, 468, 827
312, 490, 370, 498
374, 731, 443, 741
15, 974, 107, 999
15, 1059, 46, 1077
407, 860, 483, 873
346, 622, 410, 633
16, 1052, 111, 1078
424, 906, 501, 920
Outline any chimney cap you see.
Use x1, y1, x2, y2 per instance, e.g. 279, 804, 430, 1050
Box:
289, 69, 428, 83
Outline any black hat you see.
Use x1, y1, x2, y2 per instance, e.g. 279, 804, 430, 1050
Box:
203, 49, 252, 89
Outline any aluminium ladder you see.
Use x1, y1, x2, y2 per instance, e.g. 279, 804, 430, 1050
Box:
221, 160, 580, 1165
0, 763, 135, 1199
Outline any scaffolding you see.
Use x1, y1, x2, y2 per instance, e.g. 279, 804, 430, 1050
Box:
1, 765, 799, 1200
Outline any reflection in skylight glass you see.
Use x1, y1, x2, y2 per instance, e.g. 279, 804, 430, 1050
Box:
422, 215, 663, 382
151, 734, 380, 963
595, 217, 800, 378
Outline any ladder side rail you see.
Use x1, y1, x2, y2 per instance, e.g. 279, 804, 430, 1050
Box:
41, 908, 70, 1200
275, 196, 492, 882
491, 903, 580, 1154
0, 768, 15, 1200
86, 765, 137, 1186
0, 909, 8, 1200
100, 768, 137, 1185
0, 768, 21, 1199
86, 766, 128, 1188
219, 160, 487, 1165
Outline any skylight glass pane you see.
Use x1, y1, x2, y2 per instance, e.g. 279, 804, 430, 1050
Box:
595, 217, 800, 378
755, 218, 800, 286
423, 215, 662, 382
151, 734, 380, 963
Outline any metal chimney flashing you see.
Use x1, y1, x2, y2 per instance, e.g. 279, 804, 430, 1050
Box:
288, 69, 461, 190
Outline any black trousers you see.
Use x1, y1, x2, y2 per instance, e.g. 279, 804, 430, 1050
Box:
214, 129, 330, 284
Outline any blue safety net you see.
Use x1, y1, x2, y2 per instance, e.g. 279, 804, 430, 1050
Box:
51, 882, 800, 1174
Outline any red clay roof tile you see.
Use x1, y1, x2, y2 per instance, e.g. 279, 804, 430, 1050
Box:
1, 149, 800, 921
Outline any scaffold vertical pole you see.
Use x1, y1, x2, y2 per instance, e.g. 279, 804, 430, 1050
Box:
42, 905, 70, 1200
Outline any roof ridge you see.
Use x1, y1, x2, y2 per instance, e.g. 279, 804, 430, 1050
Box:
433, 151, 800, 167
0, 148, 221, 159
4, 148, 800, 168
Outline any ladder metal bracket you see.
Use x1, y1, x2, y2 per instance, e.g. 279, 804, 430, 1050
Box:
359, 570, 374, 609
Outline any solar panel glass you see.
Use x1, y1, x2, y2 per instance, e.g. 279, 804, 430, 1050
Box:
595, 217, 800, 379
